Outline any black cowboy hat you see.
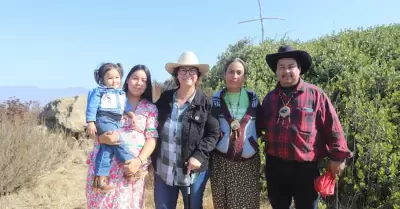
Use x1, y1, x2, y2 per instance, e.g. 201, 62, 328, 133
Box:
265, 45, 312, 75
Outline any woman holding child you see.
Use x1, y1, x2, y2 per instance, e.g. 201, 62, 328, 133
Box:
210, 58, 263, 209
85, 63, 159, 209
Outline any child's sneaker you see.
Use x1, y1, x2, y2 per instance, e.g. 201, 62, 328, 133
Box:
93, 176, 115, 192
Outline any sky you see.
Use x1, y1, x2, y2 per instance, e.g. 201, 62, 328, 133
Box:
0, 0, 398, 90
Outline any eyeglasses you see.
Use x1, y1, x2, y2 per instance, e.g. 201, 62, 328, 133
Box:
178, 67, 198, 75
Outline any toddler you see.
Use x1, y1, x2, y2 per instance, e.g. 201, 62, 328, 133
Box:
86, 63, 136, 192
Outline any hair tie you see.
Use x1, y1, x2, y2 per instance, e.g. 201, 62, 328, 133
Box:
93, 69, 101, 84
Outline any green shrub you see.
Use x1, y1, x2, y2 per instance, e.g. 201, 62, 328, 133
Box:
203, 24, 400, 209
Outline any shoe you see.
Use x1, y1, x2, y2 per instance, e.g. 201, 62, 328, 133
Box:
92, 176, 115, 192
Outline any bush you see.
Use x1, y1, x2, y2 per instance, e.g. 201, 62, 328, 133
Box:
204, 24, 400, 208
0, 98, 69, 196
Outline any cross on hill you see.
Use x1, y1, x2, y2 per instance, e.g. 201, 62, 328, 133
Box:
238, 0, 285, 42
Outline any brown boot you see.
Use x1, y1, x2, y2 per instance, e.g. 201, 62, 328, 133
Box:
92, 176, 115, 192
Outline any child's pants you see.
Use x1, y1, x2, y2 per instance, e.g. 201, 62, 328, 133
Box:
94, 118, 134, 176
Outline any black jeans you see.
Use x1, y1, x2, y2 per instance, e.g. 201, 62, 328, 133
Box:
265, 155, 320, 209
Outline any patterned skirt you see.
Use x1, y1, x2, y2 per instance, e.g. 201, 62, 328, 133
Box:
210, 152, 261, 209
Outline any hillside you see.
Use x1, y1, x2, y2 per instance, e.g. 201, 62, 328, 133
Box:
0, 86, 89, 106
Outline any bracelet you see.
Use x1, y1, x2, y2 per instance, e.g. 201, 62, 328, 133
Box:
97, 136, 100, 144
137, 157, 144, 165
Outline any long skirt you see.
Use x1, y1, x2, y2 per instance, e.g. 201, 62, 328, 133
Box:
210, 153, 261, 209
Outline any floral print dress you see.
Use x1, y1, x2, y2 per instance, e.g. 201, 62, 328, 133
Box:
86, 99, 158, 209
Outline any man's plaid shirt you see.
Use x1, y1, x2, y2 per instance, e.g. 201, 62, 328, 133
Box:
261, 79, 353, 162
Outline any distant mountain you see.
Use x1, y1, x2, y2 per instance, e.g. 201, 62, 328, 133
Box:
0, 86, 89, 106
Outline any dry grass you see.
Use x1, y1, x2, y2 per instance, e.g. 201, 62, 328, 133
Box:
0, 99, 69, 197
0, 149, 87, 209
0, 138, 272, 209
0, 98, 271, 209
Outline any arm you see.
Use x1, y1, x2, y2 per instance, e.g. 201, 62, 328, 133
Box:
86, 88, 101, 122
138, 138, 157, 162
256, 99, 264, 137
259, 94, 270, 138
124, 105, 159, 175
318, 92, 353, 162
138, 107, 159, 161
192, 100, 220, 164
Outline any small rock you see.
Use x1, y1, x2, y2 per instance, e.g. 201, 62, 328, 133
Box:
72, 156, 83, 164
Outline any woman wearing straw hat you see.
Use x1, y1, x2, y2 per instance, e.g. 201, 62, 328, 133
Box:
209, 57, 263, 209
152, 51, 220, 209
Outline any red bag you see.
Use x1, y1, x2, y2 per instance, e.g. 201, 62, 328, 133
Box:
314, 171, 336, 197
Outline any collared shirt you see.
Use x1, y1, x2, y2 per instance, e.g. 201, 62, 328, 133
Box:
261, 79, 353, 162
156, 91, 197, 186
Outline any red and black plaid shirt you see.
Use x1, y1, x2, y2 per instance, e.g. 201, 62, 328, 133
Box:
261, 79, 353, 162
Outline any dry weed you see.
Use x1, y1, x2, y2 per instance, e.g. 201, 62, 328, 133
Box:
0, 98, 272, 208
0, 98, 69, 196
0, 149, 87, 209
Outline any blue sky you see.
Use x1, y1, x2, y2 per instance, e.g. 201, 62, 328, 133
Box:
0, 0, 398, 89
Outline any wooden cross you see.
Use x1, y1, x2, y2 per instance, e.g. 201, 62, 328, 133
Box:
238, 0, 285, 42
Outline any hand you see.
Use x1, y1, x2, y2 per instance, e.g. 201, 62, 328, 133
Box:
328, 160, 346, 176
98, 131, 121, 145
132, 115, 137, 127
124, 112, 136, 127
86, 122, 97, 137
125, 111, 134, 118
186, 157, 202, 175
123, 158, 142, 176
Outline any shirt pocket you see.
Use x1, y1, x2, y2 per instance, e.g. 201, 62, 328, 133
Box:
190, 113, 207, 125
189, 111, 207, 136
294, 108, 316, 134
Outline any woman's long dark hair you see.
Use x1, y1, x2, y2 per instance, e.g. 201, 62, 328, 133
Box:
123, 64, 153, 102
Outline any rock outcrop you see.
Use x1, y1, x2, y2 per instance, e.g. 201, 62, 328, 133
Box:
41, 95, 87, 138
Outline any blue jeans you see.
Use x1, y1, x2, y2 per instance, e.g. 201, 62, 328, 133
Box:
94, 120, 133, 176
154, 170, 210, 209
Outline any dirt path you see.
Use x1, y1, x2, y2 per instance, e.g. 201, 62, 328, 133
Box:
0, 147, 88, 209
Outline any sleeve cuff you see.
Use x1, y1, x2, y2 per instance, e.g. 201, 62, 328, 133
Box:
328, 151, 353, 162
86, 118, 96, 122
192, 151, 206, 164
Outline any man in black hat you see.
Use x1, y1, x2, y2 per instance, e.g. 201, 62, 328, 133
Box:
260, 45, 353, 209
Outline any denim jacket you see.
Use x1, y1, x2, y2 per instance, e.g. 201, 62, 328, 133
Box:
85, 85, 126, 123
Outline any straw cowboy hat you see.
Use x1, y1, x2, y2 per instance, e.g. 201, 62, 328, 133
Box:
265, 45, 312, 75
165, 51, 209, 75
